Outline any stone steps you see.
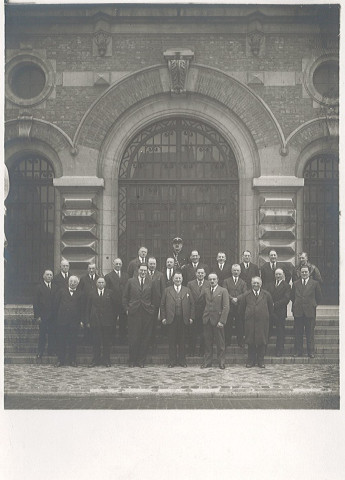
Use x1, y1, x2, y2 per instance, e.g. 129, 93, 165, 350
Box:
3, 305, 339, 365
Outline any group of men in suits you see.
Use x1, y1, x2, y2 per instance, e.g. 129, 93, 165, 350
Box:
33, 239, 322, 369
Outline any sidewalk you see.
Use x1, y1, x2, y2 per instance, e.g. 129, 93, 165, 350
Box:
4, 363, 339, 409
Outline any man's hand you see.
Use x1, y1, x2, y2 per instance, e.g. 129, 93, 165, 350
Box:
162, 318, 167, 325
232, 297, 238, 305
189, 319, 193, 325
216, 322, 224, 328
80, 322, 84, 328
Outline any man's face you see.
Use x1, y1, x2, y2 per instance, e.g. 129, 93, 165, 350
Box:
139, 248, 148, 259
299, 253, 308, 265
148, 259, 156, 271
69, 277, 79, 290
191, 251, 200, 263
269, 251, 277, 262
252, 278, 261, 291
209, 274, 218, 287
173, 274, 183, 286
96, 278, 106, 290
217, 253, 226, 263
60, 261, 69, 273
173, 242, 182, 253
232, 266, 241, 277
88, 265, 96, 275
166, 258, 174, 269
113, 259, 122, 271
275, 270, 284, 282
243, 251, 251, 263
196, 268, 206, 281
138, 266, 148, 278
43, 271, 53, 282
300, 267, 310, 280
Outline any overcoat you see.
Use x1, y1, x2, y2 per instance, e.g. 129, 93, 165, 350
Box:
238, 289, 274, 345
260, 261, 291, 289
267, 280, 291, 320
239, 262, 260, 288
223, 276, 247, 312
160, 286, 195, 325
54, 287, 83, 326
104, 270, 129, 308
33, 282, 56, 321
291, 278, 322, 318
211, 262, 232, 286
187, 279, 209, 316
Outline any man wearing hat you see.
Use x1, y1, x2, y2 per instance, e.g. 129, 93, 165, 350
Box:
170, 237, 187, 271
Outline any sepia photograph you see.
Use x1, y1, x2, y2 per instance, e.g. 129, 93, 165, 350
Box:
1, 1, 343, 479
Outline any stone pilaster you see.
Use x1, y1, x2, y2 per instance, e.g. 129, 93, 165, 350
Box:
253, 176, 304, 270
53, 176, 104, 275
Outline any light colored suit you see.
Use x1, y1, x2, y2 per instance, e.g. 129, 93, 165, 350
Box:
202, 285, 230, 367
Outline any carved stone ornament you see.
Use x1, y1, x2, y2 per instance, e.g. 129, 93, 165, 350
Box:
94, 30, 110, 57
248, 31, 264, 57
321, 104, 339, 137
164, 49, 194, 94
18, 112, 33, 139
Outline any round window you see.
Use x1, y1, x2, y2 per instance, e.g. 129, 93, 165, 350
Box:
313, 60, 339, 99
10, 62, 46, 99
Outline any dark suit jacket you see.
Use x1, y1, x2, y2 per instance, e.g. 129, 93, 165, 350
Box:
260, 261, 291, 289
170, 251, 187, 270
86, 288, 116, 327
212, 262, 232, 286
182, 262, 209, 285
33, 282, 56, 321
147, 270, 166, 308
267, 280, 291, 319
52, 272, 69, 292
239, 262, 260, 288
202, 285, 230, 326
163, 268, 176, 288
122, 277, 154, 315
54, 287, 83, 326
291, 278, 322, 318
78, 274, 99, 295
238, 289, 274, 345
160, 286, 195, 325
187, 279, 209, 317
127, 258, 147, 278
104, 270, 129, 309
223, 276, 247, 312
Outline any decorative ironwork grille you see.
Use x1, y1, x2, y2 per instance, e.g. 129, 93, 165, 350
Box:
5, 154, 55, 302
119, 117, 239, 270
303, 153, 339, 303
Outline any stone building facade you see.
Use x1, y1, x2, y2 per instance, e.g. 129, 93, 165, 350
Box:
4, 4, 339, 303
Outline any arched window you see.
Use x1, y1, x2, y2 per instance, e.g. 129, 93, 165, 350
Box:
5, 154, 55, 302
303, 153, 339, 303
118, 117, 239, 269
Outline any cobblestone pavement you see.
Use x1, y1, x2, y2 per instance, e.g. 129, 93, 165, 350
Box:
4, 363, 339, 409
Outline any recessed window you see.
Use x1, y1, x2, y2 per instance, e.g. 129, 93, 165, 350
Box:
10, 62, 46, 99
313, 61, 339, 99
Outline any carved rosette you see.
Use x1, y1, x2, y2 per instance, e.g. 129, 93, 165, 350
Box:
163, 49, 194, 94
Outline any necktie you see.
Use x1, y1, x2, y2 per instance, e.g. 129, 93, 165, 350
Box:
140, 279, 144, 290
272, 263, 275, 271
211, 287, 214, 296
117, 271, 121, 278
198, 281, 202, 287
219, 264, 223, 271
245, 263, 249, 269
48, 283, 51, 289
70, 290, 74, 296
99, 290, 103, 296
276, 281, 279, 287
303, 279, 306, 286
234, 278, 237, 285
168, 269, 172, 280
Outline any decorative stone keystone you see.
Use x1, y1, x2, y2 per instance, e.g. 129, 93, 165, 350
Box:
163, 49, 194, 94
248, 31, 265, 57
94, 30, 111, 57
18, 112, 33, 139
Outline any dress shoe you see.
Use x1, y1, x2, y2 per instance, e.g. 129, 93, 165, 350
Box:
308, 354, 315, 358
70, 362, 78, 367
200, 364, 212, 369
219, 365, 225, 370
36, 353, 42, 360
54, 362, 63, 367
245, 363, 255, 368
179, 363, 187, 367
168, 363, 175, 368
88, 362, 97, 368
258, 363, 266, 368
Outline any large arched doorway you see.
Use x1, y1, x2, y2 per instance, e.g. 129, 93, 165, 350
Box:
118, 117, 239, 269
303, 153, 339, 303
5, 154, 55, 303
